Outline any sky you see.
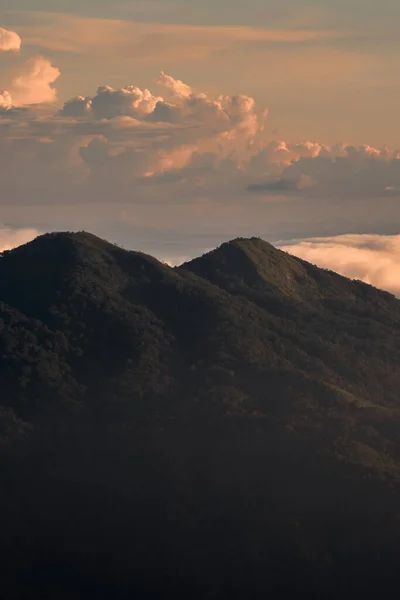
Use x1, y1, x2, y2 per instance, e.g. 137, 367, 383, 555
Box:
1, 1, 400, 295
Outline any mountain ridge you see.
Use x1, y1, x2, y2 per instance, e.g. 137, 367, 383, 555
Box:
1, 231, 400, 598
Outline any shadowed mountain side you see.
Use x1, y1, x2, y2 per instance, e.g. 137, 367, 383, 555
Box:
180, 237, 399, 312
1, 231, 400, 598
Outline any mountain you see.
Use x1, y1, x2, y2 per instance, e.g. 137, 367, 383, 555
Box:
1, 231, 400, 598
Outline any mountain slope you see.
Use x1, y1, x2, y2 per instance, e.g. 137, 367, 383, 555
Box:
180, 238, 400, 408
1, 232, 400, 598
181, 236, 399, 311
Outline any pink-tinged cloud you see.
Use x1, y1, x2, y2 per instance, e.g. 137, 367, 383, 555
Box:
10, 56, 60, 106
280, 234, 400, 297
58, 72, 267, 179
2, 68, 400, 263
0, 27, 21, 52
60, 72, 265, 142
157, 72, 193, 98
1, 56, 60, 108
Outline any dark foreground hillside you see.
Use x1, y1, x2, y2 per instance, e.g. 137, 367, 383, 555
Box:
1, 232, 400, 598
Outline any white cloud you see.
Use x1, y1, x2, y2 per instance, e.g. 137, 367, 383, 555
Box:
0, 227, 40, 251
280, 234, 400, 296
0, 27, 21, 52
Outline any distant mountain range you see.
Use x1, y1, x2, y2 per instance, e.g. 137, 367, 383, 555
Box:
1, 232, 400, 598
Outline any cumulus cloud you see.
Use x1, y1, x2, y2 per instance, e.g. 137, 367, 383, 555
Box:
8, 56, 60, 106
4, 71, 400, 214
1, 69, 400, 267
1, 57, 60, 108
0, 22, 398, 279
0, 27, 21, 52
60, 72, 265, 142
91, 85, 162, 120
247, 143, 400, 199
280, 234, 400, 297
157, 71, 193, 99
60, 83, 164, 120
55, 72, 268, 183
0, 25, 59, 108
0, 227, 40, 252
58, 95, 92, 118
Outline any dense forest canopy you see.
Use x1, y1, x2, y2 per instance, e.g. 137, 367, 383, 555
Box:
1, 232, 400, 598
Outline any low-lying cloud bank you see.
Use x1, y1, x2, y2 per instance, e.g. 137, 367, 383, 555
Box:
280, 234, 400, 297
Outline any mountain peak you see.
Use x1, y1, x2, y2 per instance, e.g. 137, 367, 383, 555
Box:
2, 230, 400, 596
2, 230, 169, 272
180, 236, 399, 312
180, 236, 316, 301
0, 230, 171, 321
4, 230, 120, 258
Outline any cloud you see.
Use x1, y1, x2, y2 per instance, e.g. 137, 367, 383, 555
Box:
0, 227, 40, 251
0, 69, 400, 263
0, 27, 21, 52
157, 71, 193, 99
0, 25, 59, 108
248, 174, 315, 193
0, 17, 398, 271
8, 11, 348, 58
280, 234, 400, 296
62, 85, 162, 120
9, 56, 60, 106
59, 95, 92, 118
60, 73, 265, 141
54, 73, 268, 188
3, 71, 400, 213
247, 143, 400, 199
1, 57, 60, 107
0, 90, 13, 109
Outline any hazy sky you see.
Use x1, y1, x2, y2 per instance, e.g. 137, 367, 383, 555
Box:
1, 1, 400, 294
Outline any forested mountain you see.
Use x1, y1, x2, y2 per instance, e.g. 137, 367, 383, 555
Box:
1, 232, 400, 598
